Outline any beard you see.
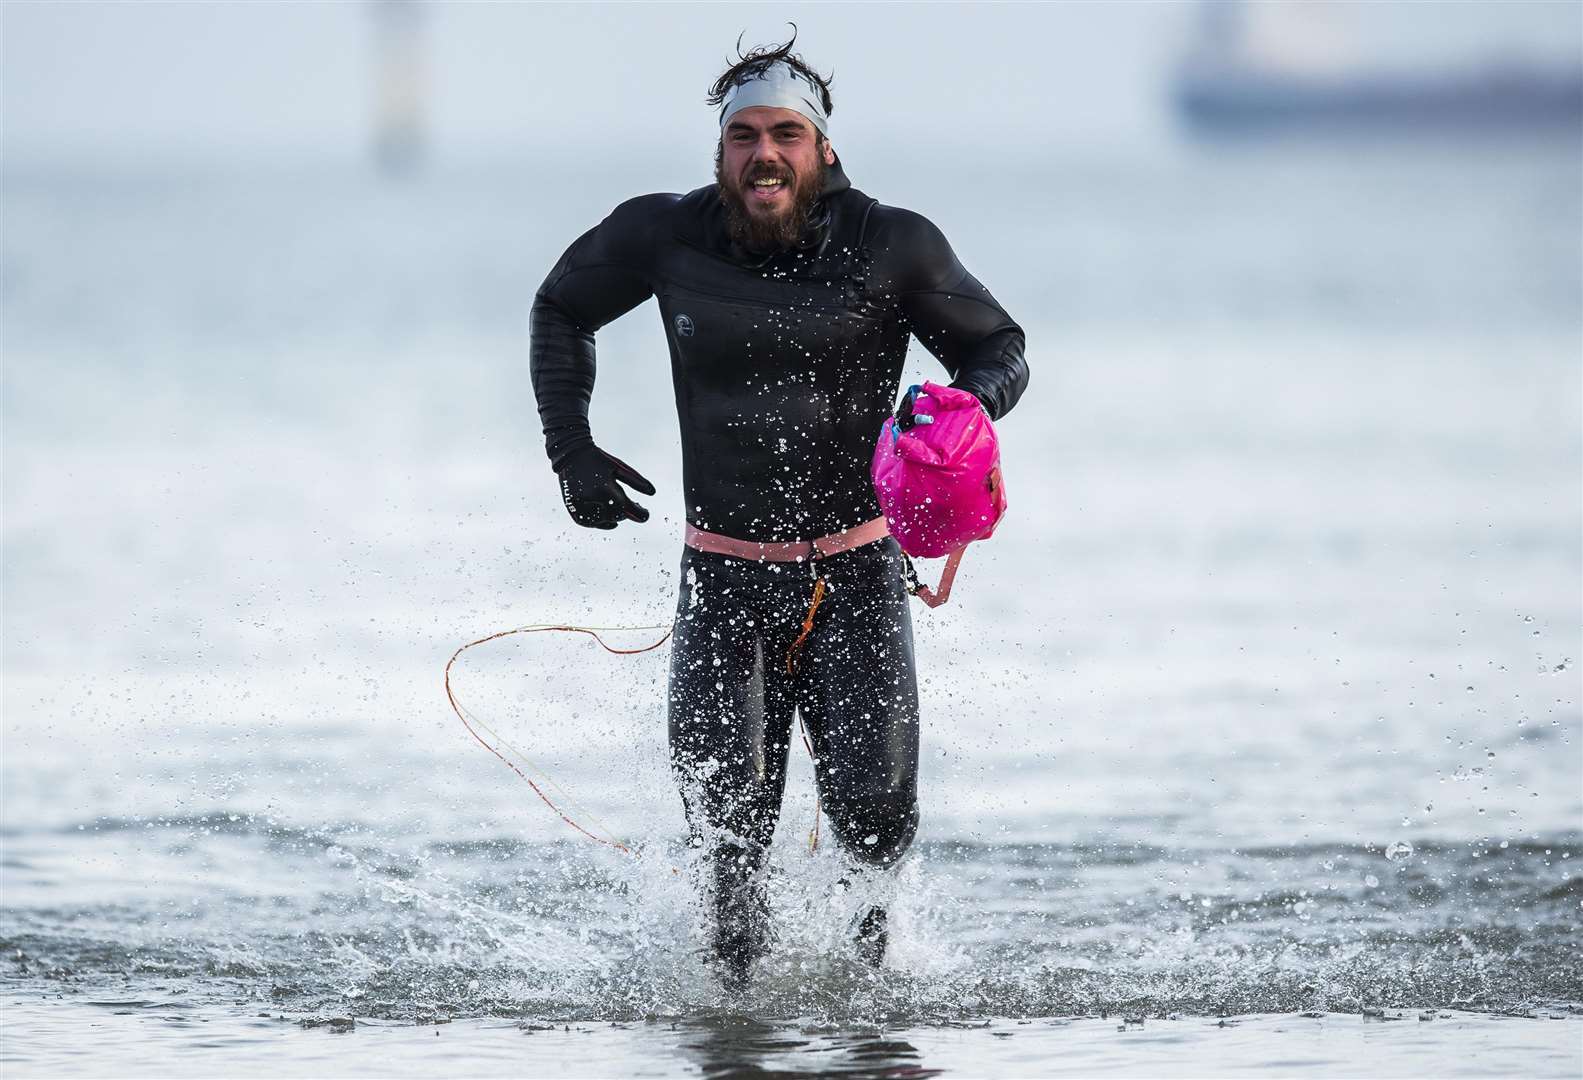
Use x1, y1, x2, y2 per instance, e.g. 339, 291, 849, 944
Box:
715, 151, 828, 254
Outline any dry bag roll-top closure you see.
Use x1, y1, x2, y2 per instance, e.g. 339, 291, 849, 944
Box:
871, 382, 1007, 608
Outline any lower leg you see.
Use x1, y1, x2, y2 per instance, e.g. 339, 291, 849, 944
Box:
707, 840, 772, 985
853, 905, 887, 967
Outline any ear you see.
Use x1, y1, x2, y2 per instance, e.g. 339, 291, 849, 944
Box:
821, 140, 836, 166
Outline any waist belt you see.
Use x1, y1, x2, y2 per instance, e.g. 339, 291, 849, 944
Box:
683, 516, 890, 562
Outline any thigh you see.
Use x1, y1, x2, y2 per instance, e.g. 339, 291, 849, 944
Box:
667, 552, 796, 847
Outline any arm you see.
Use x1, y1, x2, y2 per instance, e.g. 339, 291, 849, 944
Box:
530, 195, 666, 466
529, 196, 668, 527
881, 208, 1029, 421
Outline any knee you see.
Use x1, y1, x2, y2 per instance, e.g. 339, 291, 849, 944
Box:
824, 788, 918, 868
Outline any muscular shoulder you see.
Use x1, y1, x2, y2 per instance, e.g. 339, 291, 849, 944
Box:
864, 203, 964, 293
544, 192, 680, 288
604, 192, 682, 228
593, 192, 682, 258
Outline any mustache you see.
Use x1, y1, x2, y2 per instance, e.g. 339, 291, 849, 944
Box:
742, 164, 794, 185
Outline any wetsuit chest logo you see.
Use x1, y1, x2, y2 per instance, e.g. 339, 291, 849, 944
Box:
674, 313, 695, 337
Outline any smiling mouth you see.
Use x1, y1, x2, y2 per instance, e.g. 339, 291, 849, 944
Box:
748, 176, 790, 203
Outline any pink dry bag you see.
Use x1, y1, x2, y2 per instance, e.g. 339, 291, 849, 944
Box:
871, 381, 1007, 607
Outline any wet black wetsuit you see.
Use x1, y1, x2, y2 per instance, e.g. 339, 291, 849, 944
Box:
529, 156, 1028, 967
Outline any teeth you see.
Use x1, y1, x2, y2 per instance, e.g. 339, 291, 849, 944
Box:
753, 178, 783, 187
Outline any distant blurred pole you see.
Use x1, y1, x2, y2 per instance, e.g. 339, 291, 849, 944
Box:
372, 0, 426, 176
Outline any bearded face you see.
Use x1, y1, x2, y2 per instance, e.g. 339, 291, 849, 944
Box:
714, 110, 831, 253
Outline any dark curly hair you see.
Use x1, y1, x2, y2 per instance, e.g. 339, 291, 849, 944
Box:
706, 25, 834, 124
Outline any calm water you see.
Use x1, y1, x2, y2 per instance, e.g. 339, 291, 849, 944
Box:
3, 140, 1581, 1076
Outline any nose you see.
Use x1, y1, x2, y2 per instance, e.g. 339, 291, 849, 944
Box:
750, 135, 783, 166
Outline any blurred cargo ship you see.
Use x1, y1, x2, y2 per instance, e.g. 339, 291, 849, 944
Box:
1174, 0, 1583, 136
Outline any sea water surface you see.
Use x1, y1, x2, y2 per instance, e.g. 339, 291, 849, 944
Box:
3, 141, 1581, 1076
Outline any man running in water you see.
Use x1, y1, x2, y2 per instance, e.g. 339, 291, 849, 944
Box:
529, 34, 1029, 984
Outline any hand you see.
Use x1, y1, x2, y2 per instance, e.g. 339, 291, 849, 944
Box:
554, 444, 656, 529
895, 383, 991, 435
894, 385, 923, 433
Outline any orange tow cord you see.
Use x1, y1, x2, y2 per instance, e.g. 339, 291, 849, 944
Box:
911, 549, 965, 608
797, 711, 822, 853
444, 623, 672, 856
785, 577, 827, 675
786, 576, 828, 851
449, 570, 844, 857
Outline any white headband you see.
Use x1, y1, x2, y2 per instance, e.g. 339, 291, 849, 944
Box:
719, 61, 830, 137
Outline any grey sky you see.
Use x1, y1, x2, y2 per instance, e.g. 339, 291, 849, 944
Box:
3, 2, 1579, 161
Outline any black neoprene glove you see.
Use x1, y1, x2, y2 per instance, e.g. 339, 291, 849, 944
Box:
554, 444, 655, 529
894, 388, 921, 433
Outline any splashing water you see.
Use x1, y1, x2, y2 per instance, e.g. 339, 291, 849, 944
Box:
4, 136, 1582, 1076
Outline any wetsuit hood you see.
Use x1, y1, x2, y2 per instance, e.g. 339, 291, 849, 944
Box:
817, 151, 852, 199
677, 152, 852, 264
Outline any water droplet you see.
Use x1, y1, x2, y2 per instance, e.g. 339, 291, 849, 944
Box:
1364, 874, 1380, 888
1385, 841, 1414, 862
